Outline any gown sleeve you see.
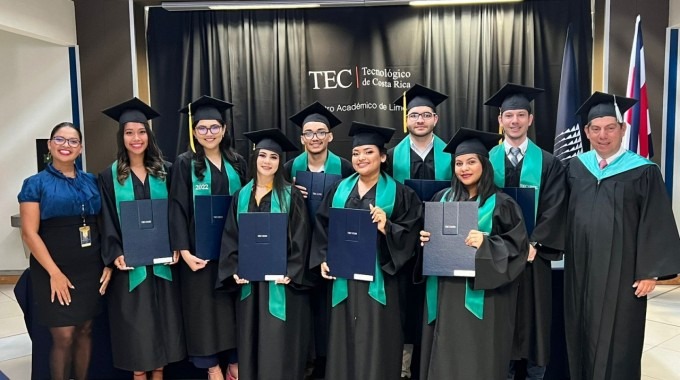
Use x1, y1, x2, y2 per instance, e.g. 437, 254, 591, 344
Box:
473, 192, 529, 290
217, 188, 241, 290
286, 187, 313, 288
380, 183, 424, 275
98, 168, 124, 266
168, 154, 192, 251
309, 184, 338, 270
532, 153, 567, 260
635, 165, 680, 279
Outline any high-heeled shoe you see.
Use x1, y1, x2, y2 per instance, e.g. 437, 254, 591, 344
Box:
226, 363, 238, 380
207, 366, 224, 380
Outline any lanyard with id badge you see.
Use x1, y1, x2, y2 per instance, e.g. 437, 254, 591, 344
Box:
79, 203, 92, 248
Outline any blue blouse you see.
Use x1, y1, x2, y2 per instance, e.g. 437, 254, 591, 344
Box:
18, 163, 102, 220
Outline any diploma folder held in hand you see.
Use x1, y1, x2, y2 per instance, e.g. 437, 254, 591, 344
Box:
327, 208, 377, 281
423, 201, 478, 277
237, 212, 288, 281
404, 179, 450, 203
295, 171, 342, 218
194, 195, 232, 261
120, 199, 174, 267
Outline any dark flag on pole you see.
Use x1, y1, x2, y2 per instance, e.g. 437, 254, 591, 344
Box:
554, 25, 583, 161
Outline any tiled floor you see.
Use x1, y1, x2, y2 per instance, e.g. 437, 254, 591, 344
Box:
1, 284, 680, 379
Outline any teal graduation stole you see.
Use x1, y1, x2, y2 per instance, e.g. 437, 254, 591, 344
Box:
426, 190, 496, 322
191, 157, 242, 199
392, 135, 452, 183
290, 150, 342, 178
577, 150, 653, 181
236, 180, 291, 321
489, 140, 542, 222
111, 162, 173, 292
330, 172, 396, 306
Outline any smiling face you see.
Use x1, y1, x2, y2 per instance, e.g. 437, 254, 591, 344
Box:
406, 105, 438, 137
584, 116, 626, 159
351, 144, 385, 177
256, 148, 280, 177
123, 122, 149, 156
48, 126, 82, 164
300, 121, 332, 155
454, 153, 483, 188
193, 119, 225, 151
498, 109, 533, 144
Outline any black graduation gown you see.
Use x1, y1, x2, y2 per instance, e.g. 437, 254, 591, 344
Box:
420, 190, 528, 380
99, 163, 186, 372
504, 150, 567, 366
168, 151, 247, 357
310, 179, 423, 380
283, 154, 354, 360
218, 186, 313, 380
386, 145, 435, 350
283, 154, 354, 181
564, 159, 680, 380
386, 146, 436, 180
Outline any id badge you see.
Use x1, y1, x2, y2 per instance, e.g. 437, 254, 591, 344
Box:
79, 225, 92, 248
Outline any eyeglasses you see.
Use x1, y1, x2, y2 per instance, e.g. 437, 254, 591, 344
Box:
195, 125, 223, 135
407, 112, 435, 121
51, 136, 81, 147
302, 131, 329, 140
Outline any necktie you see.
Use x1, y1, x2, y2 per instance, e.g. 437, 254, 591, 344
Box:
509, 147, 521, 167
599, 159, 608, 169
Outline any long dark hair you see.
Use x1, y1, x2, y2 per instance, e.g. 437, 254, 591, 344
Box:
191, 119, 241, 180
247, 148, 294, 213
116, 122, 167, 185
447, 154, 497, 206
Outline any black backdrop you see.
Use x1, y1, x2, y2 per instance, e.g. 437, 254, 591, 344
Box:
147, 0, 591, 162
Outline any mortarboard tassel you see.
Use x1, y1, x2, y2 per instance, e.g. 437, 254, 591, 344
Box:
188, 102, 196, 153
403, 91, 407, 134
613, 95, 624, 124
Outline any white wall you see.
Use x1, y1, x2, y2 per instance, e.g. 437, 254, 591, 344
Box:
0, 0, 76, 46
0, 30, 73, 270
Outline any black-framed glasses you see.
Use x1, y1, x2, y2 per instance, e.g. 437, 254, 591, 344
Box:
407, 112, 435, 121
302, 131, 329, 139
51, 136, 81, 147
195, 124, 223, 135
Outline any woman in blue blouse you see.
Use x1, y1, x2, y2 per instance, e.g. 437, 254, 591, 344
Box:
18, 122, 111, 380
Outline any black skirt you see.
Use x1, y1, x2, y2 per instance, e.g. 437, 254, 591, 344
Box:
30, 216, 104, 327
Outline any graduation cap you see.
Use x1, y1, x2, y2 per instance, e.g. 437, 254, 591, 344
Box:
348, 122, 395, 149
576, 91, 637, 125
443, 128, 502, 158
484, 83, 544, 113
289, 101, 341, 129
179, 95, 233, 121
102, 97, 160, 126
392, 84, 448, 111
243, 128, 298, 155
179, 95, 234, 153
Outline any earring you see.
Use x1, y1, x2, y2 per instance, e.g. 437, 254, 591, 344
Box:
45, 151, 52, 163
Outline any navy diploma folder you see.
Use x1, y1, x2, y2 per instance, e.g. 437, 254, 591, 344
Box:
423, 201, 478, 277
119, 199, 173, 267
501, 187, 536, 236
327, 208, 377, 281
295, 171, 342, 218
404, 179, 450, 202
237, 212, 288, 281
194, 195, 232, 260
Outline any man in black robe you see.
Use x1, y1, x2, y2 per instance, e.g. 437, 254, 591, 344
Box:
283, 102, 353, 378
387, 85, 450, 380
565, 92, 680, 380
484, 83, 567, 379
